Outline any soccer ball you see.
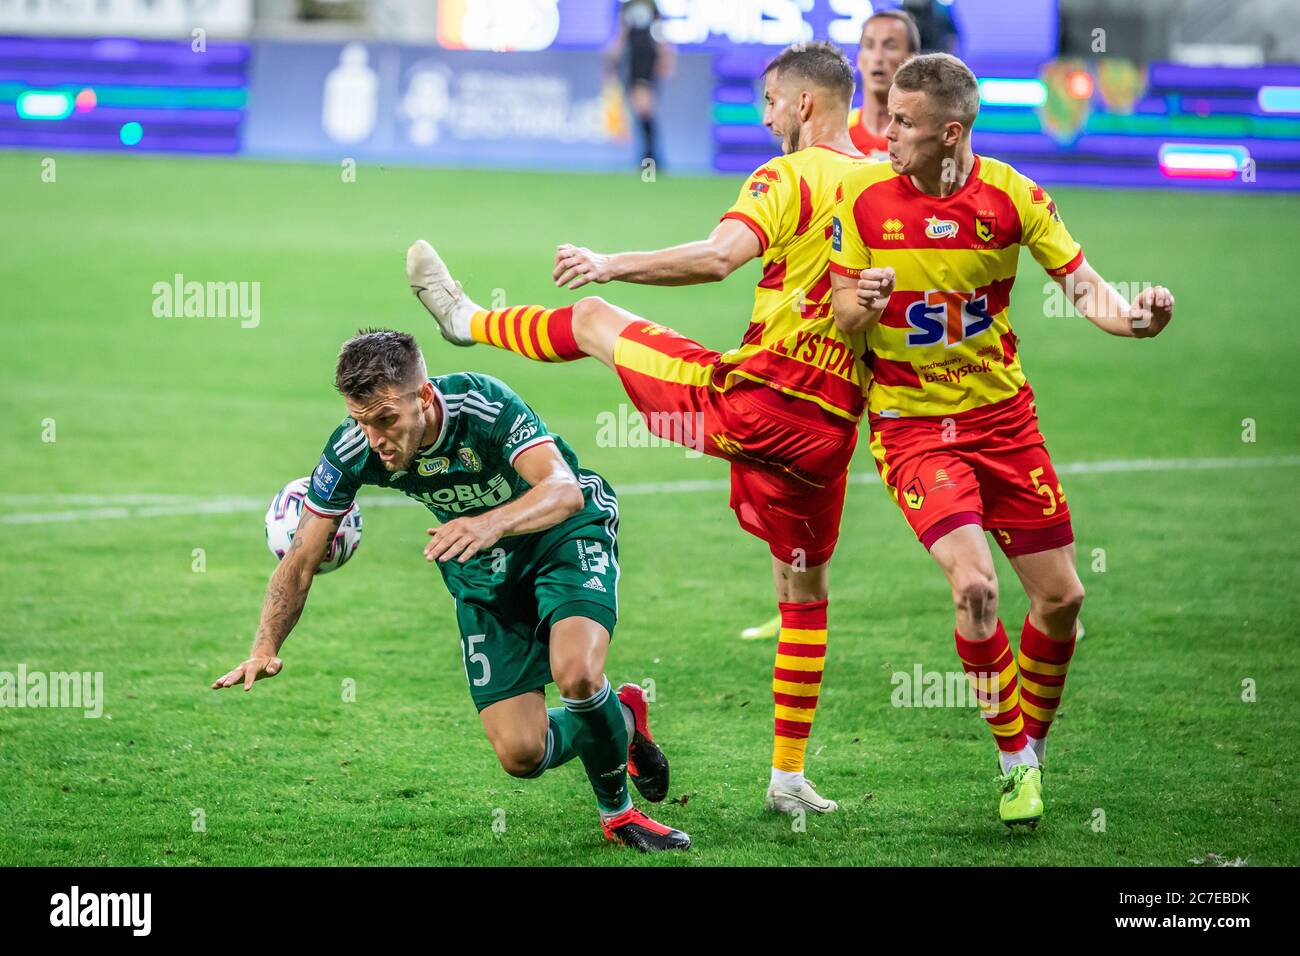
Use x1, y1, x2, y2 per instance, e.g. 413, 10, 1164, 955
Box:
264, 477, 362, 574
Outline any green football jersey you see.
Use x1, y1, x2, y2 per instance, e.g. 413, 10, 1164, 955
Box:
305, 372, 588, 548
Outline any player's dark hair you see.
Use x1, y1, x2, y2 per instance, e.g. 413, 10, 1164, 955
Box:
862, 9, 921, 54
334, 328, 427, 399
893, 52, 980, 128
762, 40, 855, 105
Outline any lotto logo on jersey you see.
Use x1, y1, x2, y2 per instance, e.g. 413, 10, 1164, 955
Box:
924, 216, 959, 240
905, 290, 995, 347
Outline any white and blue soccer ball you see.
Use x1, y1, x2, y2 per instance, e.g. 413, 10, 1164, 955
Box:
264, 476, 362, 574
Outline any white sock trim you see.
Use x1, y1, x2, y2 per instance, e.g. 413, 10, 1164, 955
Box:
770, 768, 804, 789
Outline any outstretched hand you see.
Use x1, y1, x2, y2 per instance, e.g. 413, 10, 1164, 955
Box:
211, 655, 283, 691
553, 244, 612, 290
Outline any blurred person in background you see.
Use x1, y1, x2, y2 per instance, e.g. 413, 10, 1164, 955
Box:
605, 0, 675, 169
848, 8, 921, 161
902, 0, 958, 53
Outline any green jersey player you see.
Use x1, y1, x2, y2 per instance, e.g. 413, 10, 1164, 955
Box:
212, 328, 689, 852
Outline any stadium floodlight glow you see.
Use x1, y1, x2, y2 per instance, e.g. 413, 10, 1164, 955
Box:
74, 88, 96, 112
15, 90, 74, 120
978, 79, 1047, 108
119, 121, 144, 146
1258, 86, 1300, 114
1157, 143, 1249, 180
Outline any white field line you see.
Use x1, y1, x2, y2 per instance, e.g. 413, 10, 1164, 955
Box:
1, 455, 1298, 526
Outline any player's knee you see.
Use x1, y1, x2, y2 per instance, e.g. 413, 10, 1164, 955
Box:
571, 295, 611, 329
1037, 580, 1085, 621
952, 571, 998, 619
495, 735, 546, 778
552, 663, 603, 703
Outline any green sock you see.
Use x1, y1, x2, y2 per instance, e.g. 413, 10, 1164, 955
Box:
523, 708, 583, 778
560, 678, 632, 816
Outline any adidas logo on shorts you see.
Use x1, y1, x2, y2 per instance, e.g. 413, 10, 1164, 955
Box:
582, 576, 606, 593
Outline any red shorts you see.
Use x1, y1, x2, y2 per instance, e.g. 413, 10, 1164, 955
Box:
868, 386, 1074, 557
613, 320, 857, 567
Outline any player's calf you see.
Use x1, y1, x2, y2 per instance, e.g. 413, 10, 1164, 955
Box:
490, 729, 549, 779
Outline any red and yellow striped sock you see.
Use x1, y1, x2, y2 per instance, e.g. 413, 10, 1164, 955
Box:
955, 620, 1028, 754
1017, 615, 1076, 740
469, 305, 586, 362
772, 599, 828, 773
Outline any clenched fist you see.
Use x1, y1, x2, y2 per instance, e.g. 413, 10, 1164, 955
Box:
1129, 285, 1175, 338
857, 267, 896, 314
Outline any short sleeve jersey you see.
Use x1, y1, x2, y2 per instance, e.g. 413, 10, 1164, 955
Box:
718, 143, 876, 421
305, 372, 577, 540
831, 155, 1083, 418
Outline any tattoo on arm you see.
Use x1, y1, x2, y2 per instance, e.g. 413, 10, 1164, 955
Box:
251, 510, 340, 654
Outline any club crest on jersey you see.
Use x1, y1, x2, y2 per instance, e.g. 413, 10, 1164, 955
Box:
749, 166, 779, 198
905, 290, 995, 347
458, 447, 482, 472
902, 477, 925, 510
417, 456, 450, 476
924, 216, 959, 240
975, 214, 997, 244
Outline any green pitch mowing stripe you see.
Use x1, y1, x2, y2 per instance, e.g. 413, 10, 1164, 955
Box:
0, 151, 1297, 866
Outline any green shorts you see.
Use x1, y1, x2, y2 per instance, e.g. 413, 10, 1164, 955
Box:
441, 473, 619, 711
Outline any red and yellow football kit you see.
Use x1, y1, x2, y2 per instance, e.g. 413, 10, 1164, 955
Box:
831, 155, 1084, 556
848, 106, 890, 161
463, 144, 870, 777
614, 143, 870, 567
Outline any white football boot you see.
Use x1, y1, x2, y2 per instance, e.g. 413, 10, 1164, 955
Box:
406, 239, 477, 346
765, 778, 839, 814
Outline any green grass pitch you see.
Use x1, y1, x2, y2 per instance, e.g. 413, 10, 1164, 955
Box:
1, 150, 1297, 866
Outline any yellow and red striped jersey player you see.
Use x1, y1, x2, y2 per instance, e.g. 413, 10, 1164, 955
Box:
407, 41, 871, 817
831, 53, 1174, 829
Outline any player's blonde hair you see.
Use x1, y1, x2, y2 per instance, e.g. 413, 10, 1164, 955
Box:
893, 53, 980, 129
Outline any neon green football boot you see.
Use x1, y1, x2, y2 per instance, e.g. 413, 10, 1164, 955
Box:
997, 763, 1044, 829
740, 612, 782, 641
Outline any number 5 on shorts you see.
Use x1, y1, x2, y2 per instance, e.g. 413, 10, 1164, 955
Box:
1028, 466, 1062, 517
461, 633, 491, 687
